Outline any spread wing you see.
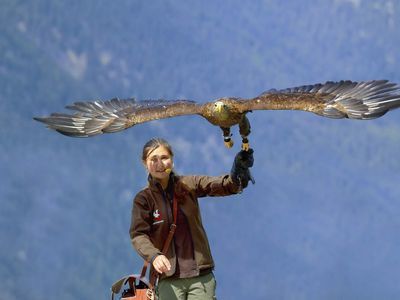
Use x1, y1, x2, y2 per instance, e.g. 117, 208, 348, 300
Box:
238, 80, 400, 119
34, 98, 202, 137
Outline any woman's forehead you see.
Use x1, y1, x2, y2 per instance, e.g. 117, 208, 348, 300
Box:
147, 146, 171, 158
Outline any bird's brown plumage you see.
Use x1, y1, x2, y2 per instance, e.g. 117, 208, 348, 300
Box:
34, 80, 400, 147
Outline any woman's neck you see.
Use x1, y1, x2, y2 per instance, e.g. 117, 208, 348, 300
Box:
160, 178, 169, 190
149, 175, 169, 190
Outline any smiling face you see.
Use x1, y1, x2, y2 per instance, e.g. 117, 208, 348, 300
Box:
145, 145, 173, 185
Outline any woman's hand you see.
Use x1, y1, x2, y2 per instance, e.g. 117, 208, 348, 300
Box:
152, 255, 171, 274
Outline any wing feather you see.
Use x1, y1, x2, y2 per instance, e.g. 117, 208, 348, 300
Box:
34, 98, 202, 137
238, 80, 400, 120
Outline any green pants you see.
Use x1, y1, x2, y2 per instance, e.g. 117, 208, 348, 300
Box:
156, 272, 217, 300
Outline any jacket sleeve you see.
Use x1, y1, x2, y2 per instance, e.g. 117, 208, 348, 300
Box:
129, 192, 162, 262
183, 174, 241, 198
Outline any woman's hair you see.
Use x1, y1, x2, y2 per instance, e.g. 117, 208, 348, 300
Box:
142, 138, 174, 162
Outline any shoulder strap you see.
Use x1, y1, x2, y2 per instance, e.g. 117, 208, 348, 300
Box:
161, 194, 178, 253
140, 194, 178, 287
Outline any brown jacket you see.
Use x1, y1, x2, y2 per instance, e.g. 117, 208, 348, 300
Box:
130, 173, 241, 277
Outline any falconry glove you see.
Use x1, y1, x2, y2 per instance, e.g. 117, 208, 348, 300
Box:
231, 148, 255, 190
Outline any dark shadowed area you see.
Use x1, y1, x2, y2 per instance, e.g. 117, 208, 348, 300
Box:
1, 1, 400, 299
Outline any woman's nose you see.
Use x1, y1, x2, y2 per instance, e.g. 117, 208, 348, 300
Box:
154, 160, 165, 168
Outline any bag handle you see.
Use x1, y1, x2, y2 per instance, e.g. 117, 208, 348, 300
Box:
141, 193, 178, 287
111, 274, 150, 300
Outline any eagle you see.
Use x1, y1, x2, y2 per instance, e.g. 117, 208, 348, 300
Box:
34, 80, 400, 151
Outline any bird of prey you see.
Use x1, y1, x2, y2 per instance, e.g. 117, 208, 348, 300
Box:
34, 80, 400, 151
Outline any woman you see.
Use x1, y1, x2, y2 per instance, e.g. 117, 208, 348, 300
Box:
130, 138, 254, 299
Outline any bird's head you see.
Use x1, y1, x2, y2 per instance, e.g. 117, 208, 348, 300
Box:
212, 100, 230, 120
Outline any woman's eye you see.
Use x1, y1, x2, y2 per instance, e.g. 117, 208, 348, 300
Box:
148, 155, 170, 164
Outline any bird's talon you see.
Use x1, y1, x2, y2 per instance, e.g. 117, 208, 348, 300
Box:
224, 139, 234, 148
242, 142, 250, 151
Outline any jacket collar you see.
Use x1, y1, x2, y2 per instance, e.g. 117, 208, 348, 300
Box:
147, 172, 176, 195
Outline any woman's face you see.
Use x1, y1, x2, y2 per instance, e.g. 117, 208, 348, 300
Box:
145, 146, 173, 182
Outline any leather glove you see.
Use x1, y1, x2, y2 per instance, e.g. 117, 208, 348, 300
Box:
230, 148, 255, 189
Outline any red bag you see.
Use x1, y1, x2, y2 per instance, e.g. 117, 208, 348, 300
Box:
111, 273, 155, 300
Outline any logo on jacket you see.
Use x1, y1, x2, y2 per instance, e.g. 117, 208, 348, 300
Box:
153, 209, 162, 221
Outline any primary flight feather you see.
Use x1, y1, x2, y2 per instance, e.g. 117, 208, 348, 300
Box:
34, 80, 400, 150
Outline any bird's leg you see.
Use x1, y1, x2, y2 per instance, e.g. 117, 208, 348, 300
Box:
239, 114, 251, 151
241, 137, 249, 151
221, 127, 234, 148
